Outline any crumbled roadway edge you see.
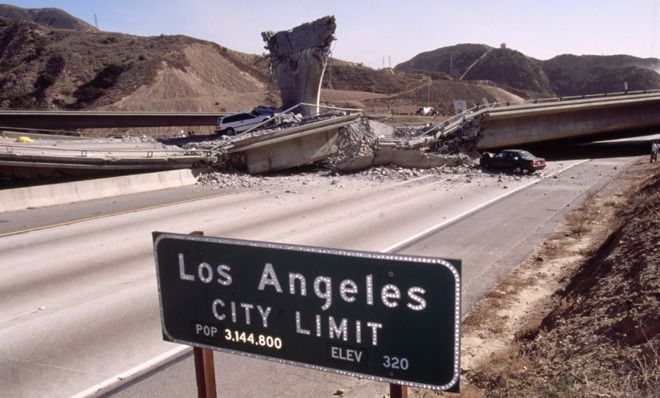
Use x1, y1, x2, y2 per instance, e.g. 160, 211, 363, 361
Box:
408, 158, 659, 397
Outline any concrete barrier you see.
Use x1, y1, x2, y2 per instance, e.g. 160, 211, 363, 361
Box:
0, 169, 199, 213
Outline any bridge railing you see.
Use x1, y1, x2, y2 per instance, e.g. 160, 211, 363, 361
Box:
470, 88, 660, 111
1, 143, 207, 159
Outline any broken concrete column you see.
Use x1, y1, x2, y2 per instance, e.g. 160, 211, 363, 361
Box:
262, 16, 336, 116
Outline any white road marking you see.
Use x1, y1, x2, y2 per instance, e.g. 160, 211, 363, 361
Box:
381, 160, 590, 253
71, 346, 190, 398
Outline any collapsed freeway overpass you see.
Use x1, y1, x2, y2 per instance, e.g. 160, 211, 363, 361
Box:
476, 91, 660, 149
1, 90, 659, 176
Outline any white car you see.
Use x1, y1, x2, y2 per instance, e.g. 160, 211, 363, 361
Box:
214, 112, 272, 136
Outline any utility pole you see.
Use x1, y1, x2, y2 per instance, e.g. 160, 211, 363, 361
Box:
427, 80, 431, 106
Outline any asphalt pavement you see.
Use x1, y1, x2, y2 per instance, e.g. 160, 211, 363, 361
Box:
99, 157, 633, 398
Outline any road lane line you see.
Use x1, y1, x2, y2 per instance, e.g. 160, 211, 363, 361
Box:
382, 160, 591, 253
70, 346, 190, 398
1, 174, 433, 239
0, 192, 232, 238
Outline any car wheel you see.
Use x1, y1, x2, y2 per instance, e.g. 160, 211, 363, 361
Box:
513, 166, 522, 174
225, 128, 235, 136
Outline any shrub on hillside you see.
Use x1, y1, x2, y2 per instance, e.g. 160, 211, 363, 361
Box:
72, 63, 126, 107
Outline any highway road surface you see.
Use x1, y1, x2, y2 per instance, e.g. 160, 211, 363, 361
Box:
0, 157, 633, 397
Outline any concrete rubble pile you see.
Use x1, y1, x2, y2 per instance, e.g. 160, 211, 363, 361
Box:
197, 169, 267, 190
324, 117, 378, 170
393, 124, 431, 139
429, 117, 482, 157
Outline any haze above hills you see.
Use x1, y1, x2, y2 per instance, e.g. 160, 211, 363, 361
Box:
1, 4, 659, 114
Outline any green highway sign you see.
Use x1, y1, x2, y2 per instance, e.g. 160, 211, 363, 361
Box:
153, 232, 461, 391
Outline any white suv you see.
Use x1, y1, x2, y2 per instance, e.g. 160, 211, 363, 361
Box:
214, 112, 272, 136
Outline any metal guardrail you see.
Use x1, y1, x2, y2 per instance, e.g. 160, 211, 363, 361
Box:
1, 144, 203, 158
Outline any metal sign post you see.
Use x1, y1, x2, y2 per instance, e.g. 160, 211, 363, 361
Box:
193, 347, 216, 398
189, 232, 217, 398
390, 383, 408, 398
153, 232, 461, 392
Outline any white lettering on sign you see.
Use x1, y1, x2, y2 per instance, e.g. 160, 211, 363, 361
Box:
330, 346, 364, 363
257, 305, 272, 328
406, 287, 427, 311
198, 262, 213, 283
295, 311, 383, 346
295, 311, 310, 335
258, 263, 283, 292
381, 284, 401, 308
177, 253, 232, 286
339, 279, 358, 302
367, 322, 383, 346
328, 316, 348, 341
255, 264, 427, 312
314, 276, 332, 310
212, 299, 226, 321
178, 253, 194, 281
195, 323, 218, 337
289, 273, 307, 295
211, 299, 271, 328
172, 254, 433, 351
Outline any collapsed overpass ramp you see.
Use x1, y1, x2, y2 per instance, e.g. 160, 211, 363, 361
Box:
476, 91, 660, 149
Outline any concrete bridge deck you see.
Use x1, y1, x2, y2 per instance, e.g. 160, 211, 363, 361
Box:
0, 110, 222, 130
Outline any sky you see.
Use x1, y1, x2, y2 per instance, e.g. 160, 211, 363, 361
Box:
6, 0, 660, 68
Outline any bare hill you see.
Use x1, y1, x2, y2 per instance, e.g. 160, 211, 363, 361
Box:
395, 43, 554, 96
543, 54, 660, 96
397, 44, 660, 98
0, 4, 96, 32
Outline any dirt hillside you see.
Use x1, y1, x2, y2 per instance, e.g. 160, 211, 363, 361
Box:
0, 16, 274, 112
104, 43, 271, 112
0, 6, 523, 116
428, 160, 660, 398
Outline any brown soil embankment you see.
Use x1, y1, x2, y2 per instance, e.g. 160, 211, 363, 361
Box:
413, 159, 659, 397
